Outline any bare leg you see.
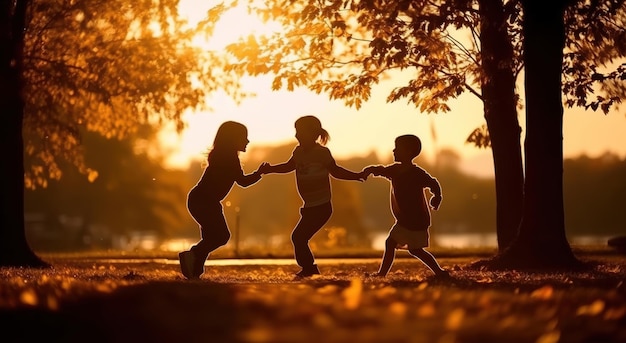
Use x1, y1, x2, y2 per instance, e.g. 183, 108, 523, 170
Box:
377, 237, 397, 276
408, 248, 447, 275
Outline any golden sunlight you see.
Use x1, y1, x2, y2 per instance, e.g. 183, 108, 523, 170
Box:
159, 1, 292, 168
180, 0, 281, 50
163, 0, 626, 175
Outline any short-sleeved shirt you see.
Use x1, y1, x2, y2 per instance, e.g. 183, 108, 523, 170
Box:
377, 163, 440, 231
291, 144, 334, 207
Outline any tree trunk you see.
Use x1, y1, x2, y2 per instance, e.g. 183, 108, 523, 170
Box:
0, 0, 48, 268
479, 0, 524, 251
488, 0, 581, 270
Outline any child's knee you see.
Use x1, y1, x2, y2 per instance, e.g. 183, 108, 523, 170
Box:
291, 232, 307, 245
216, 231, 231, 246
385, 237, 396, 248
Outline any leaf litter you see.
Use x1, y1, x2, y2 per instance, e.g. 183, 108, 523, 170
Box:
0, 253, 624, 342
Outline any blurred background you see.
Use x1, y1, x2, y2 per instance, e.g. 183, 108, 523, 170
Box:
23, 133, 626, 255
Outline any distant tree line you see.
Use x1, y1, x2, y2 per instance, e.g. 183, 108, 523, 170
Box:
564, 152, 626, 235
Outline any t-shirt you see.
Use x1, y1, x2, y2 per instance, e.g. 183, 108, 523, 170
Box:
191, 151, 262, 201
193, 153, 242, 201
377, 163, 440, 231
291, 144, 334, 207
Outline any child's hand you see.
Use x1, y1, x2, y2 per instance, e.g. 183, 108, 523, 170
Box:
357, 171, 369, 181
363, 165, 383, 176
256, 162, 271, 175
430, 194, 442, 210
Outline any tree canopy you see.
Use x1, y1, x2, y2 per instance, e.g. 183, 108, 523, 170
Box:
563, 0, 626, 113
25, 125, 192, 247
22, 0, 240, 189
1, 0, 241, 266
225, 0, 623, 128
20, 0, 625, 188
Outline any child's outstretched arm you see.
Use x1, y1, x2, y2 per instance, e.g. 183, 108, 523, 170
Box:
329, 163, 367, 181
259, 157, 296, 174
363, 165, 386, 177
236, 162, 269, 187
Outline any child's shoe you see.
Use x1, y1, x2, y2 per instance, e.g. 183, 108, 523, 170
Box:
295, 264, 320, 278
432, 270, 453, 281
193, 257, 205, 278
179, 250, 197, 279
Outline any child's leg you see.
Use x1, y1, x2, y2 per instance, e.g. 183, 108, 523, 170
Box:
192, 215, 230, 261
408, 248, 446, 275
189, 203, 230, 272
377, 236, 397, 276
291, 203, 332, 268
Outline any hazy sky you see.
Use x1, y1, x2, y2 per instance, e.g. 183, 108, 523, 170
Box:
159, 72, 625, 178
162, 1, 626, 178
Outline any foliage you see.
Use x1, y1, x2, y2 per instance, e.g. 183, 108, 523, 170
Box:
226, 0, 490, 113
24, 125, 192, 245
224, 0, 624, 144
563, 0, 626, 113
22, 0, 238, 189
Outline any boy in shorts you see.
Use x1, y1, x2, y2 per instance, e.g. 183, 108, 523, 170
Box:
363, 134, 449, 278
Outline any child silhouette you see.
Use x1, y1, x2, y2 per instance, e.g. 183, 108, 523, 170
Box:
179, 121, 267, 279
258, 115, 367, 277
363, 134, 449, 278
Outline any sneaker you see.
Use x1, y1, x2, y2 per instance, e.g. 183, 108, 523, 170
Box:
193, 257, 205, 278
295, 264, 320, 278
432, 270, 453, 281
179, 251, 197, 279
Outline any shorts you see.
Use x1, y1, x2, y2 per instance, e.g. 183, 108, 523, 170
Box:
389, 223, 430, 249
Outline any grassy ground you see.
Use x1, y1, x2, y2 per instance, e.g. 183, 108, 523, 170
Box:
0, 247, 624, 343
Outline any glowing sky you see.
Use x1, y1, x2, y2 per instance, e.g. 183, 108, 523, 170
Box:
162, 1, 626, 178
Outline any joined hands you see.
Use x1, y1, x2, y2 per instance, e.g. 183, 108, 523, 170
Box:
256, 162, 271, 175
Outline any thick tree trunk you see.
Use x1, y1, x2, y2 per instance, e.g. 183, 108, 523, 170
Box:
479, 0, 524, 251
0, 0, 48, 268
488, 0, 581, 270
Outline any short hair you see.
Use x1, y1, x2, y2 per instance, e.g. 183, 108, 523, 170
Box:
395, 134, 422, 158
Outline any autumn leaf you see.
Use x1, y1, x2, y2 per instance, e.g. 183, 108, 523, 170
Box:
19, 288, 38, 306
576, 299, 605, 316
530, 285, 554, 300
445, 308, 465, 330
342, 277, 362, 310
536, 330, 560, 343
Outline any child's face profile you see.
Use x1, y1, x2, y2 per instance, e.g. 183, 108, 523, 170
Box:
393, 142, 413, 162
294, 125, 317, 147
235, 132, 250, 152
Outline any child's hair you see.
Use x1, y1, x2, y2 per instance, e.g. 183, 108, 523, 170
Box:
207, 121, 248, 162
295, 115, 330, 145
396, 134, 422, 158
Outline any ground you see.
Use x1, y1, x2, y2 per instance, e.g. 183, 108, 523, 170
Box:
0, 247, 624, 343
